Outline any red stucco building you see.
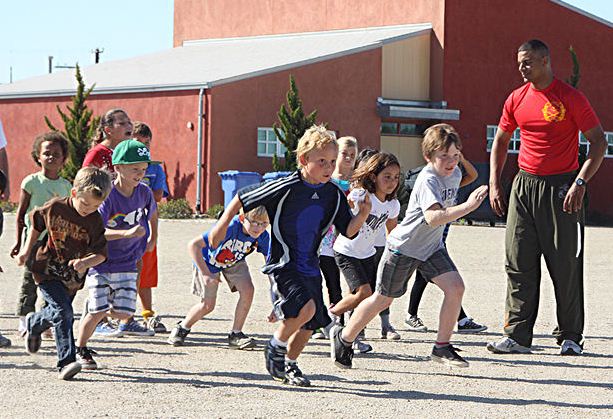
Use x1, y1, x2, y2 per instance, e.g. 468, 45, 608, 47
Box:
1, 0, 611, 220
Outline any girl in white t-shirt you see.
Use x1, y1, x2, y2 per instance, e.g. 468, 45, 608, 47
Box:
331, 152, 401, 351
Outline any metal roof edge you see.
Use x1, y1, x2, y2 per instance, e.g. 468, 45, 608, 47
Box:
0, 84, 209, 100
550, 0, 613, 28
183, 23, 432, 46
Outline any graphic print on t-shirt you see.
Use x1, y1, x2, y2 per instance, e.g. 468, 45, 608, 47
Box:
208, 238, 257, 270
542, 101, 566, 122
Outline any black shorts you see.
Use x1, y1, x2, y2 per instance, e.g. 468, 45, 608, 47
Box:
270, 269, 330, 331
334, 252, 376, 293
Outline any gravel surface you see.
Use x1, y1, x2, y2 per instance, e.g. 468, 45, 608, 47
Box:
1, 215, 611, 418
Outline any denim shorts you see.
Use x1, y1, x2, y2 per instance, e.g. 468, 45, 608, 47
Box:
86, 271, 138, 315
376, 247, 457, 298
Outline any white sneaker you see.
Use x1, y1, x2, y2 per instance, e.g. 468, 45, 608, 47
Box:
560, 339, 582, 356
486, 336, 531, 354
405, 315, 428, 332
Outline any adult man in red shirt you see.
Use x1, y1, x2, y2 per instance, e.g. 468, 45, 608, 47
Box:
487, 39, 606, 356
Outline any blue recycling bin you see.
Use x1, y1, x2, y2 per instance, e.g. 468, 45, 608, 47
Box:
262, 171, 292, 182
218, 170, 262, 207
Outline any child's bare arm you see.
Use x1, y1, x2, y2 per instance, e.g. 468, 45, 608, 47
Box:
208, 195, 242, 249
16, 225, 42, 266
146, 209, 158, 253
68, 253, 106, 274
11, 190, 31, 257
459, 154, 479, 187
187, 236, 220, 283
385, 217, 398, 234
105, 226, 146, 241
424, 185, 489, 227
345, 193, 371, 238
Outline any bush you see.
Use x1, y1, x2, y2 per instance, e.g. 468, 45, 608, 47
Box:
0, 201, 17, 213
206, 204, 224, 219
158, 198, 193, 219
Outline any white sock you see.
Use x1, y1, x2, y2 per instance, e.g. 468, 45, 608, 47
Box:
285, 357, 297, 365
271, 334, 287, 348
231, 329, 241, 334
179, 320, 191, 331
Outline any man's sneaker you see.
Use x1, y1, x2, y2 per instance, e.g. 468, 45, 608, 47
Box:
431, 344, 469, 368
58, 361, 82, 380
457, 317, 488, 333
118, 318, 155, 336
24, 313, 41, 354
311, 329, 326, 340
353, 339, 373, 354
76, 346, 98, 370
93, 321, 123, 338
167, 323, 190, 346
0, 333, 11, 348
264, 339, 287, 380
486, 337, 531, 354
145, 315, 167, 333
405, 315, 428, 332
228, 331, 256, 349
381, 325, 401, 340
560, 339, 583, 356
283, 363, 311, 387
331, 325, 353, 369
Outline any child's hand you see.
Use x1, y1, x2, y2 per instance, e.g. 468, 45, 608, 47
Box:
126, 225, 146, 239
10, 242, 21, 258
68, 258, 88, 274
145, 236, 156, 253
16, 251, 27, 267
467, 185, 488, 210
358, 193, 372, 215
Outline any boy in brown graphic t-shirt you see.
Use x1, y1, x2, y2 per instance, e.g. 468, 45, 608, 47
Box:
16, 167, 112, 380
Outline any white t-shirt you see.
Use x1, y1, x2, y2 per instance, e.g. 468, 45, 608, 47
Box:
388, 165, 461, 260
334, 188, 400, 259
0, 119, 7, 148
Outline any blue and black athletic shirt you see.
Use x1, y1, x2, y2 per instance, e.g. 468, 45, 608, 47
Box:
238, 171, 353, 277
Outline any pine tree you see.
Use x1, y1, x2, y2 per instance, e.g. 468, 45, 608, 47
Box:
272, 75, 318, 171
45, 64, 99, 182
566, 46, 580, 88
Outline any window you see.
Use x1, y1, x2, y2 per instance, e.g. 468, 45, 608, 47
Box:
257, 127, 287, 157
487, 125, 613, 158
380, 122, 424, 136
486, 125, 521, 153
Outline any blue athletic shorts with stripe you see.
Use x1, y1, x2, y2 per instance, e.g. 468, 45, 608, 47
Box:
86, 271, 138, 315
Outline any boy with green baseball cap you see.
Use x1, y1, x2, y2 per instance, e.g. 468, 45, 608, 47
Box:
75, 139, 160, 369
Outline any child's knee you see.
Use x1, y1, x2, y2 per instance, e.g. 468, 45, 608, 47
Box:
355, 284, 373, 300
238, 281, 255, 298
443, 275, 465, 297
299, 300, 316, 318
199, 298, 217, 314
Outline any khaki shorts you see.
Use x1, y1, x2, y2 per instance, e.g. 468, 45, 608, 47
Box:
191, 260, 252, 299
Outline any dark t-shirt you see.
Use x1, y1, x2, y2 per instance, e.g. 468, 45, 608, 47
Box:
28, 197, 107, 293
238, 171, 353, 276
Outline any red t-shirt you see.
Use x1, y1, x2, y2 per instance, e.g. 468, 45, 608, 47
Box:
82, 143, 114, 172
498, 78, 600, 175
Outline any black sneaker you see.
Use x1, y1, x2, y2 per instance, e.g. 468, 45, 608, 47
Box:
431, 344, 469, 368
76, 346, 98, 370
228, 331, 256, 350
264, 339, 287, 380
167, 322, 190, 346
24, 313, 41, 354
58, 361, 82, 380
283, 363, 311, 387
457, 317, 488, 334
330, 325, 353, 369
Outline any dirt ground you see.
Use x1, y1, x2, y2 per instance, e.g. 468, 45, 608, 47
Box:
0, 214, 611, 418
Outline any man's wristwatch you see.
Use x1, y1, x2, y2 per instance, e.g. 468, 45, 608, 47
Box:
575, 178, 586, 187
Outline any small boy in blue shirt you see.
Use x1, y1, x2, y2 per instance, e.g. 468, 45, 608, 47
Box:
210, 125, 370, 386
168, 206, 270, 349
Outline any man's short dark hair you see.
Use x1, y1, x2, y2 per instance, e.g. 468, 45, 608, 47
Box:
518, 39, 550, 57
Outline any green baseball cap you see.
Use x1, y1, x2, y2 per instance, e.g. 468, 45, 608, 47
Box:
112, 139, 160, 165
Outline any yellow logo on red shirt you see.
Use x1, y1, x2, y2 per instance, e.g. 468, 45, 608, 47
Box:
542, 101, 566, 122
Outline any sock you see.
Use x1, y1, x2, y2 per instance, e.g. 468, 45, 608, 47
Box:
285, 357, 297, 365
179, 320, 191, 331
271, 334, 288, 348
142, 310, 155, 320
435, 341, 450, 348
231, 329, 241, 334
458, 317, 469, 326
380, 313, 391, 329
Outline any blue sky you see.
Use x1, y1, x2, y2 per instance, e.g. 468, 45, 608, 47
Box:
0, 0, 610, 84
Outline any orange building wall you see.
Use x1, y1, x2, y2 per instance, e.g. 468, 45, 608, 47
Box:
206, 48, 383, 208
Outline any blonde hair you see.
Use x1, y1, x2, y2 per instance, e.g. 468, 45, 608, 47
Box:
241, 205, 269, 221
422, 123, 462, 159
295, 125, 337, 169
337, 136, 358, 150
73, 167, 112, 200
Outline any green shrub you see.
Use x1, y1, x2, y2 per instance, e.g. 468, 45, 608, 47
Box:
0, 201, 17, 213
206, 204, 224, 219
158, 198, 193, 219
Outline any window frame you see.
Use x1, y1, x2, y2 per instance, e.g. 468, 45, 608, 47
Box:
257, 127, 287, 158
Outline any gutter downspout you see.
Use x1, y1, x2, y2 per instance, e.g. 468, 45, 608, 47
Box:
196, 87, 206, 213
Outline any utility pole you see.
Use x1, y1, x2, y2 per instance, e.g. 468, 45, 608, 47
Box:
9, 66, 12, 83
48, 56, 53, 73
92, 48, 104, 64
